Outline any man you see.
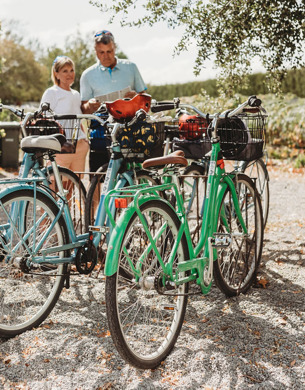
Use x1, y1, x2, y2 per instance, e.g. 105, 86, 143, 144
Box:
80, 30, 147, 114
81, 30, 147, 174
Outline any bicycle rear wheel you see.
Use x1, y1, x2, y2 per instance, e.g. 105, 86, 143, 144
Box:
0, 189, 69, 337
213, 174, 263, 297
105, 199, 189, 369
47, 166, 86, 234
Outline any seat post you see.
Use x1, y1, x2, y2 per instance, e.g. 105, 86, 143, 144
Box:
49, 155, 66, 198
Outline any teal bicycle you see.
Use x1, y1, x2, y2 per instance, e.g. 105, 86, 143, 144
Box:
0, 94, 163, 337
103, 96, 265, 369
0, 103, 91, 233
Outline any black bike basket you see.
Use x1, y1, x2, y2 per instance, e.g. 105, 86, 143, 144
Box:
173, 110, 267, 161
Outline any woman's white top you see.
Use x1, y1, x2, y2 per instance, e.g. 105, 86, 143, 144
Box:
40, 85, 86, 140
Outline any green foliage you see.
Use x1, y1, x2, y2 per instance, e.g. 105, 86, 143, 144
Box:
295, 152, 305, 168
0, 37, 49, 104
93, 0, 305, 95
188, 92, 305, 165
147, 79, 218, 100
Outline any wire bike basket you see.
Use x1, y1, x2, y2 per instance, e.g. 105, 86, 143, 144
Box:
25, 118, 81, 154
173, 108, 267, 161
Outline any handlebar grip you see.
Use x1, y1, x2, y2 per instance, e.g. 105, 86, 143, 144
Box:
151, 103, 177, 113
248, 95, 262, 107
40, 102, 50, 112
136, 109, 147, 122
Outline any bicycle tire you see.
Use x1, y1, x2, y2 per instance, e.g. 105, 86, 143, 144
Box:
84, 166, 160, 230
213, 174, 263, 297
48, 165, 87, 231
0, 189, 69, 337
105, 199, 189, 369
47, 166, 87, 234
182, 163, 207, 244
243, 158, 269, 227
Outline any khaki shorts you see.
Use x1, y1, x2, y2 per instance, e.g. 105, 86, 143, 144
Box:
55, 139, 89, 173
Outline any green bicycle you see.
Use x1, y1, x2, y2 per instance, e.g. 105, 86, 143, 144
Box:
103, 96, 265, 369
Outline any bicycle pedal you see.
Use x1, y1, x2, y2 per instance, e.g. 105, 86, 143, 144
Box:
211, 233, 232, 248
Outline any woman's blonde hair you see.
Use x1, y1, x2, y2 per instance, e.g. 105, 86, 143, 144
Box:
51, 56, 75, 86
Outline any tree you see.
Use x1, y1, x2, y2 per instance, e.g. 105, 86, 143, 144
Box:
91, 0, 305, 94
0, 37, 49, 104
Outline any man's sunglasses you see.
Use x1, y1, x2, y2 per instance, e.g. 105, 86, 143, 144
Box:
94, 30, 113, 38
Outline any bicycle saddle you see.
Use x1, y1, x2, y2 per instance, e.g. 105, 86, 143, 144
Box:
106, 93, 151, 121
21, 134, 65, 153
142, 150, 188, 169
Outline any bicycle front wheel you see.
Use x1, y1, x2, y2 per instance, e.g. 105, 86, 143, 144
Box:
213, 174, 264, 297
105, 200, 189, 369
0, 189, 69, 337
47, 166, 86, 234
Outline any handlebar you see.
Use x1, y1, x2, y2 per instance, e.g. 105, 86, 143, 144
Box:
0, 103, 24, 119
151, 95, 265, 121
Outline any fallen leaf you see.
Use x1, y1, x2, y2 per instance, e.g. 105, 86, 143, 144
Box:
257, 277, 269, 288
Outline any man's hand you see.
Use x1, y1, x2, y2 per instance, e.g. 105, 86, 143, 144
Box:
81, 99, 101, 114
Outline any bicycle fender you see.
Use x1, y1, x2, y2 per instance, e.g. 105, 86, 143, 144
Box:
0, 184, 60, 209
104, 195, 172, 277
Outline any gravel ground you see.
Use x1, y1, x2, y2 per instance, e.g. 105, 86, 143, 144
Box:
0, 162, 305, 390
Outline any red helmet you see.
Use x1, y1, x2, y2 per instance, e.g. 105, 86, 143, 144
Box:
106, 93, 151, 121
178, 114, 209, 140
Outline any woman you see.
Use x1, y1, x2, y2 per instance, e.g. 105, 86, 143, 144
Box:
40, 55, 89, 173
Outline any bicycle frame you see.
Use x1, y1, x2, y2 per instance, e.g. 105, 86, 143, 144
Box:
104, 139, 249, 294
0, 120, 143, 267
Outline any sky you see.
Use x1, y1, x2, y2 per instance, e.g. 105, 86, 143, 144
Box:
0, 0, 219, 86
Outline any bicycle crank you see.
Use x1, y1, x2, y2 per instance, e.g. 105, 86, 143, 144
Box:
75, 245, 97, 274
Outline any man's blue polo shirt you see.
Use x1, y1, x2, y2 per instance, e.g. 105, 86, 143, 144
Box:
80, 58, 147, 101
